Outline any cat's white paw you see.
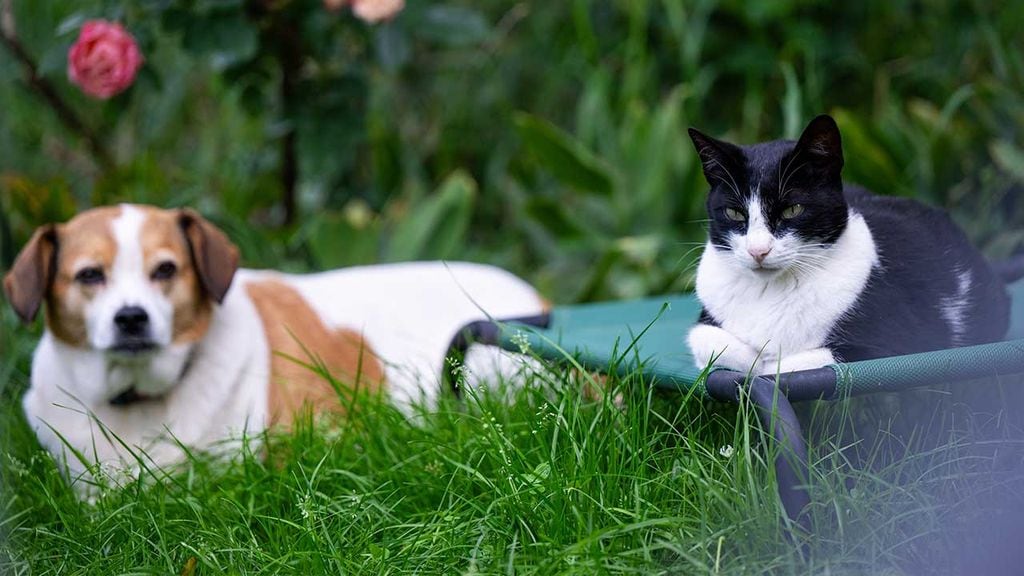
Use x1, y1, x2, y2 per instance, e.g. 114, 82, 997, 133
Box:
762, 347, 835, 374
688, 324, 762, 373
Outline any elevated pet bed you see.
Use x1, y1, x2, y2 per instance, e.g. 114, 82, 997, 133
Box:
447, 279, 1024, 529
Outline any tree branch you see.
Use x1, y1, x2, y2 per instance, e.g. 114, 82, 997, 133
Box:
247, 0, 302, 226
0, 2, 114, 172
275, 21, 302, 227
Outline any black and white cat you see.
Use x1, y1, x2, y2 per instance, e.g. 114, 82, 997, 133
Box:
687, 114, 1010, 375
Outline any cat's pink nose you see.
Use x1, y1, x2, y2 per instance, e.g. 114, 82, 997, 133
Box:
748, 246, 772, 264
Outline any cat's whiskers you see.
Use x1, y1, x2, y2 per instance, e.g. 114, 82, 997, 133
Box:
792, 257, 831, 268
794, 244, 834, 256
774, 244, 835, 278
791, 250, 833, 266
675, 244, 710, 267
786, 260, 828, 279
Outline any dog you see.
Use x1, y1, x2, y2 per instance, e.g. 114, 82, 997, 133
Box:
3, 204, 545, 486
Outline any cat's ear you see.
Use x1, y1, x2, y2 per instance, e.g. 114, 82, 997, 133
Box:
795, 115, 844, 173
688, 128, 743, 187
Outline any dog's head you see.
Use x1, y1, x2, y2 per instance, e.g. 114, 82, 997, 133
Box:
3, 205, 239, 356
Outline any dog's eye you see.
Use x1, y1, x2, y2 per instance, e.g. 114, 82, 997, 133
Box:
74, 267, 105, 286
725, 208, 747, 222
151, 261, 178, 281
781, 204, 805, 219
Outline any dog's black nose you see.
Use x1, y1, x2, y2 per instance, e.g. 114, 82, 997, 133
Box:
114, 306, 149, 336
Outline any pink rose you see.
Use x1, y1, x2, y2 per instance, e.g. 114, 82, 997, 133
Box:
67, 20, 144, 100
350, 0, 405, 23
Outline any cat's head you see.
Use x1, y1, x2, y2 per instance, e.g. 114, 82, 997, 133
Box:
688, 115, 848, 277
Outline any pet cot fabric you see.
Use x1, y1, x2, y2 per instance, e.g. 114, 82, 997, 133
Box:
493, 280, 1024, 399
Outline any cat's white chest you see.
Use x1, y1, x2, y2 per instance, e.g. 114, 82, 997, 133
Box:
694, 212, 877, 361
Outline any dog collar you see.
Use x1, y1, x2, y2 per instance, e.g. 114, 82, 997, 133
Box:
108, 387, 154, 406
108, 347, 198, 406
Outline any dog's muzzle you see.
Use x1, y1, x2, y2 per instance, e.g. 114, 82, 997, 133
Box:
110, 305, 157, 354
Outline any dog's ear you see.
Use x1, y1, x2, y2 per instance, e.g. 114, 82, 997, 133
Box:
177, 209, 239, 304
3, 224, 58, 323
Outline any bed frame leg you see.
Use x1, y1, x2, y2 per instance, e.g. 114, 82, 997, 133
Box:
708, 373, 811, 532
749, 376, 811, 531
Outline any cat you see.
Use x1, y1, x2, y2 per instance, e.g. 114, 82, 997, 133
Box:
686, 114, 1010, 375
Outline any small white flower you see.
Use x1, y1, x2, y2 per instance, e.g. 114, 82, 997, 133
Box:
298, 493, 314, 520
5, 453, 28, 477
719, 445, 735, 459
511, 331, 531, 354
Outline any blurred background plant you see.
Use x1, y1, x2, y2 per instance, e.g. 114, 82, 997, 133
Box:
0, 0, 1022, 303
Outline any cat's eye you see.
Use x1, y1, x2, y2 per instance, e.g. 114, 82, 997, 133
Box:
781, 204, 805, 219
74, 266, 105, 286
151, 261, 178, 281
725, 208, 746, 222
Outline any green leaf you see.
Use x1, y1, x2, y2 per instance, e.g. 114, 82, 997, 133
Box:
522, 461, 551, 486
37, 38, 73, 78
196, 0, 245, 9
575, 70, 613, 152
524, 196, 591, 241
374, 22, 411, 71
832, 108, 907, 195
935, 84, 974, 136
387, 171, 476, 261
514, 113, 615, 197
574, 244, 622, 302
991, 140, 1024, 184
181, 12, 258, 71
780, 62, 802, 140
303, 206, 381, 268
417, 6, 491, 47
632, 87, 687, 224
55, 12, 91, 37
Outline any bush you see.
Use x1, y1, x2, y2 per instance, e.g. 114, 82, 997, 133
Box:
0, 0, 1021, 302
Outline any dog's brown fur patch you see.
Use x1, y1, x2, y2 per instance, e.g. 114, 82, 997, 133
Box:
44, 206, 123, 346
245, 278, 386, 427
137, 208, 213, 344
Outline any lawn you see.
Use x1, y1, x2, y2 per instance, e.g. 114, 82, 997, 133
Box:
3, 300, 1024, 574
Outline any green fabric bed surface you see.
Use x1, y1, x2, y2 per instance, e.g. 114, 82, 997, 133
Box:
505, 295, 707, 391
502, 280, 1024, 396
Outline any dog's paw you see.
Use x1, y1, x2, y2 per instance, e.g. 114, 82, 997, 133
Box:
687, 324, 761, 373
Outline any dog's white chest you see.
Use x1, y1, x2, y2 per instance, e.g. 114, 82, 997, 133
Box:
695, 213, 877, 359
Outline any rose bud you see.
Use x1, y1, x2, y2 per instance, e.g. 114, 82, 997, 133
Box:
67, 20, 144, 100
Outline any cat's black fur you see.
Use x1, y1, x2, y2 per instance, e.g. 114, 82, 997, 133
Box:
692, 117, 850, 250
833, 186, 1009, 358
689, 115, 1010, 362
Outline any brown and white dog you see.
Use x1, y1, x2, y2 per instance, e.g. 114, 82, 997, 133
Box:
4, 204, 545, 485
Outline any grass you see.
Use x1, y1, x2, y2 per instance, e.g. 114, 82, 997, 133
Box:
3, 303, 1024, 575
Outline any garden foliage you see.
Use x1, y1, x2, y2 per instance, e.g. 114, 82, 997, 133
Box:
0, 1, 1020, 302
